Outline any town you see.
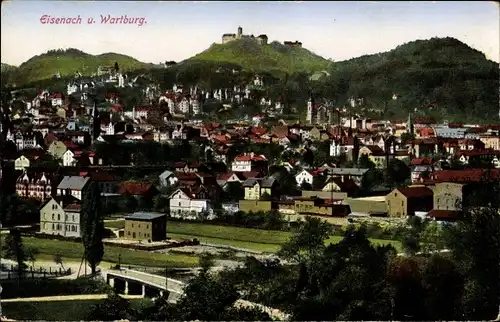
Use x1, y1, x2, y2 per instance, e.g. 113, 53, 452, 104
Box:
1, 2, 499, 321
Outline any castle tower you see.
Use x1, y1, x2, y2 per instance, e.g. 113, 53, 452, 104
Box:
237, 26, 242, 39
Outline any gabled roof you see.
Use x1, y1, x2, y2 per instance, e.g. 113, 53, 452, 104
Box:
327, 168, 369, 176
119, 182, 153, 195
57, 176, 90, 190
261, 176, 277, 188
242, 178, 261, 188
395, 187, 433, 198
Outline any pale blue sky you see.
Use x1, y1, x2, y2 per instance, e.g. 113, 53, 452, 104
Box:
1, 1, 499, 66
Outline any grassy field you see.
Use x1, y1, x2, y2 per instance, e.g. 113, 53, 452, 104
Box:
2, 298, 151, 321
106, 220, 401, 252
1, 236, 199, 268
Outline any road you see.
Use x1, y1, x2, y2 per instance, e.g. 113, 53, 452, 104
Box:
1, 293, 143, 303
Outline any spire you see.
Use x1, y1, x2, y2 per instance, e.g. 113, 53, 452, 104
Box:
407, 111, 414, 135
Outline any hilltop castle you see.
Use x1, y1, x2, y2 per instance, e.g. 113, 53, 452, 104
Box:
221, 26, 268, 45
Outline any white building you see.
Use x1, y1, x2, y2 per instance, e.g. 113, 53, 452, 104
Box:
231, 153, 267, 172
62, 149, 78, 167
295, 169, 314, 186
56, 176, 90, 200
39, 196, 82, 238
169, 189, 213, 220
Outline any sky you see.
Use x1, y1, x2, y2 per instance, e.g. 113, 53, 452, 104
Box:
1, 1, 499, 66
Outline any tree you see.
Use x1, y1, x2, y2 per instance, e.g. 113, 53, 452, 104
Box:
53, 253, 65, 271
400, 132, 415, 145
153, 195, 168, 212
25, 246, 39, 267
279, 216, 333, 262
114, 62, 119, 72
88, 290, 132, 321
176, 270, 238, 321
81, 182, 105, 274
358, 154, 375, 169
225, 181, 244, 202
199, 253, 215, 273
1, 229, 27, 278
421, 255, 464, 320
385, 159, 411, 187
443, 186, 500, 320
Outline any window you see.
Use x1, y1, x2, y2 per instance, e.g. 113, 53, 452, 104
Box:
72, 215, 75, 221
401, 201, 403, 207
178, 202, 181, 206
57, 214, 60, 221
52, 213, 55, 220
146, 225, 149, 229
65, 215, 68, 221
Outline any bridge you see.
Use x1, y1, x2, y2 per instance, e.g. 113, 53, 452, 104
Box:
105, 268, 289, 320
105, 268, 184, 303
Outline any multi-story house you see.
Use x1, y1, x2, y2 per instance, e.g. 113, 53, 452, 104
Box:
169, 187, 212, 220
16, 172, 53, 201
47, 141, 68, 161
8, 130, 41, 151
330, 136, 356, 157
49, 92, 64, 107
480, 133, 500, 150
62, 148, 79, 167
231, 153, 267, 172
425, 169, 500, 220
56, 176, 90, 200
242, 176, 278, 200
295, 170, 314, 186
39, 196, 82, 237
83, 171, 119, 194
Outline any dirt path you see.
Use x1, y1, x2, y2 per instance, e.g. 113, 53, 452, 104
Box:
1, 293, 143, 303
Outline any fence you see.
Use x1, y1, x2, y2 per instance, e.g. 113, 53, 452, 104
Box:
0, 264, 72, 280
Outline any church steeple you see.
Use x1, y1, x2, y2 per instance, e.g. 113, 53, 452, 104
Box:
407, 111, 414, 135
90, 100, 100, 142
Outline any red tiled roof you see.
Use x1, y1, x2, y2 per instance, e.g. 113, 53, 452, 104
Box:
432, 169, 500, 183
241, 171, 263, 179
234, 153, 267, 162
119, 182, 152, 195
455, 149, 500, 157
411, 158, 434, 166
396, 187, 433, 198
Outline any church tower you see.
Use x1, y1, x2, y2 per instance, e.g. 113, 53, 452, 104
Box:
237, 26, 243, 39
90, 100, 100, 142
306, 94, 314, 124
407, 111, 414, 135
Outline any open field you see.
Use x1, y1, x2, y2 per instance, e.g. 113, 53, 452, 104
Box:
107, 221, 402, 252
1, 236, 199, 268
2, 298, 151, 321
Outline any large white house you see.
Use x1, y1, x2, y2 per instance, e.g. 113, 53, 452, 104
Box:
169, 188, 213, 220
231, 153, 267, 172
39, 196, 82, 238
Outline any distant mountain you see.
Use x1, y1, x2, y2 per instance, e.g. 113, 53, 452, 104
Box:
2, 48, 156, 86
185, 38, 331, 75
320, 37, 500, 121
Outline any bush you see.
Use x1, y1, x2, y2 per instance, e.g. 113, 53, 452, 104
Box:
1, 276, 111, 299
